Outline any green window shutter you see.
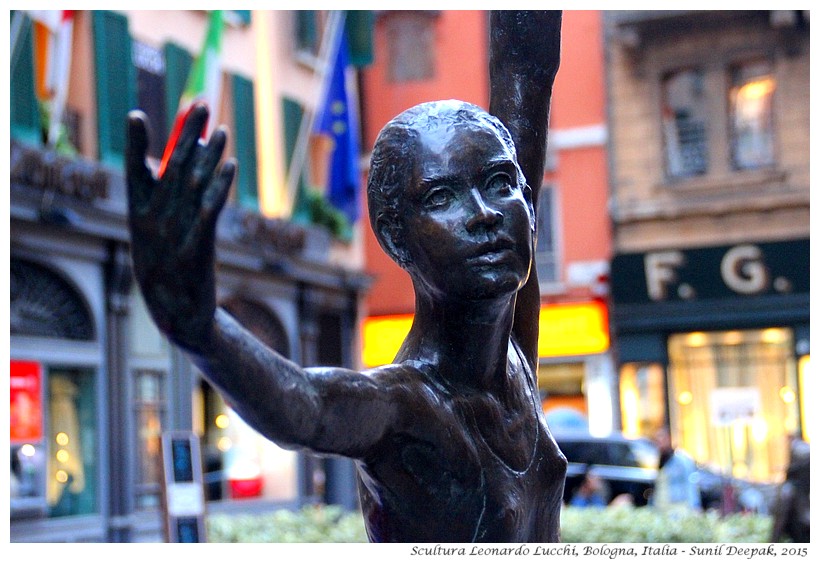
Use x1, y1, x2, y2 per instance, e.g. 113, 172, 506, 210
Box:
163, 42, 193, 134
92, 11, 136, 169
282, 96, 311, 222
345, 10, 374, 68
10, 13, 41, 144
231, 74, 259, 211
281, 96, 304, 169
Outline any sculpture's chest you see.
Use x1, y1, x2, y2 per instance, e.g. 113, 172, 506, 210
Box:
358, 397, 563, 543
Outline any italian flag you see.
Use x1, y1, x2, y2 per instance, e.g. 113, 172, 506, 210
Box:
159, 10, 225, 177
28, 10, 74, 145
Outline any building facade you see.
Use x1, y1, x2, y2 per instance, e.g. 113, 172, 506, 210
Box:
10, 10, 371, 542
605, 11, 810, 485
359, 11, 617, 435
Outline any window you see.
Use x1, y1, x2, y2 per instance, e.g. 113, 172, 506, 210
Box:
46, 369, 98, 517
294, 11, 373, 68
134, 370, 166, 510
294, 11, 328, 63
163, 42, 193, 134
384, 12, 437, 83
10, 12, 40, 144
92, 11, 137, 168
660, 58, 778, 182
662, 68, 709, 179
11, 366, 101, 519
729, 60, 776, 171
798, 355, 810, 443
195, 299, 297, 503
668, 328, 799, 482
619, 363, 666, 439
231, 74, 259, 210
535, 185, 560, 286
133, 41, 168, 159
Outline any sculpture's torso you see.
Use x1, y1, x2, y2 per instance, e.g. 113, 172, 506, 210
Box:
356, 341, 566, 543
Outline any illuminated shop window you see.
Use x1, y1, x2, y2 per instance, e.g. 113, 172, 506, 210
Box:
798, 356, 810, 443
47, 369, 98, 517
135, 370, 166, 509
668, 328, 798, 482
195, 298, 297, 503
619, 363, 666, 440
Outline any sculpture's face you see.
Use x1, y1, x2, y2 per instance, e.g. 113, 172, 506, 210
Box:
400, 122, 534, 301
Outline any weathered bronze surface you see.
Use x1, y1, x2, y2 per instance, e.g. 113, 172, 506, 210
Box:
126, 11, 565, 542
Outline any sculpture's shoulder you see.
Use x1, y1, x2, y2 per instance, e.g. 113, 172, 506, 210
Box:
364, 360, 439, 391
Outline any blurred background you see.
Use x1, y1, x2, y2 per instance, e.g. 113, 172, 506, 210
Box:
9, 10, 810, 542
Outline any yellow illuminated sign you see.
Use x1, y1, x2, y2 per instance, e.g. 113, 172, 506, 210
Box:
537, 302, 609, 358
362, 314, 414, 367
362, 302, 609, 367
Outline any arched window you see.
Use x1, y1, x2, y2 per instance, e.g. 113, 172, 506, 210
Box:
10, 258, 95, 341
222, 297, 290, 357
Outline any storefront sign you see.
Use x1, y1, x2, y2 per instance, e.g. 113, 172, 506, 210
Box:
611, 239, 809, 304
709, 387, 761, 426
537, 301, 609, 358
362, 314, 413, 367
238, 211, 306, 256
10, 360, 43, 443
362, 301, 609, 367
10, 140, 110, 203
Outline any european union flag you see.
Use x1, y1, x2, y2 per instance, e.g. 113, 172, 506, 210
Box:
314, 33, 360, 225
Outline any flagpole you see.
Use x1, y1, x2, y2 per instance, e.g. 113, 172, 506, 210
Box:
284, 10, 347, 216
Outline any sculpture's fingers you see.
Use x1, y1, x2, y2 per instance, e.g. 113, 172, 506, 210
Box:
180, 160, 235, 258
191, 125, 229, 203
125, 111, 155, 213
160, 103, 210, 205
202, 159, 236, 229
202, 158, 236, 224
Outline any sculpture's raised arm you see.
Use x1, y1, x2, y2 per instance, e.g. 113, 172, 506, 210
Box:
488, 10, 562, 370
125, 104, 397, 457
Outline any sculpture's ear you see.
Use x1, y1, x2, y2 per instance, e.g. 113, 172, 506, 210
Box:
376, 216, 410, 268
523, 183, 536, 232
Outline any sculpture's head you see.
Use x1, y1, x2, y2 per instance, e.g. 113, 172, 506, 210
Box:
367, 100, 535, 300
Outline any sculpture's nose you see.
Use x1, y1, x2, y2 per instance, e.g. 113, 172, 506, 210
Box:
465, 188, 503, 233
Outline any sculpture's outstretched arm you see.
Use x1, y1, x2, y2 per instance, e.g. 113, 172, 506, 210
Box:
126, 105, 395, 457
488, 10, 562, 371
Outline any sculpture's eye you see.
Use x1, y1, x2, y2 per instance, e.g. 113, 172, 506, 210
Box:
423, 186, 453, 208
486, 173, 513, 196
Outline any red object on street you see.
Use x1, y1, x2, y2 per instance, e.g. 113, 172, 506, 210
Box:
229, 477, 263, 499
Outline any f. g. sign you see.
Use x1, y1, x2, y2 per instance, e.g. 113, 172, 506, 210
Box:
611, 240, 809, 304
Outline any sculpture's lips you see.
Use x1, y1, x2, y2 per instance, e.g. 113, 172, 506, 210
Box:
467, 239, 516, 263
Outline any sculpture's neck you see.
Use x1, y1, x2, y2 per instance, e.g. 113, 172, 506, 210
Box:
405, 293, 516, 394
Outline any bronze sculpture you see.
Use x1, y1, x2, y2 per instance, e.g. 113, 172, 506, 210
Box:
126, 11, 565, 542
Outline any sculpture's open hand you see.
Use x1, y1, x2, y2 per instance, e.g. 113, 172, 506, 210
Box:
126, 103, 236, 352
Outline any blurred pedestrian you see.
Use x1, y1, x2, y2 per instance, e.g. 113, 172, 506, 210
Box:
770, 434, 810, 542
569, 466, 607, 508
650, 427, 701, 511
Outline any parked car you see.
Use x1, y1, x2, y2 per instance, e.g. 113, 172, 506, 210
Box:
553, 431, 659, 506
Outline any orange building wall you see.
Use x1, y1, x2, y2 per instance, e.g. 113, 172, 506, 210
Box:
547, 11, 611, 276
550, 11, 606, 128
